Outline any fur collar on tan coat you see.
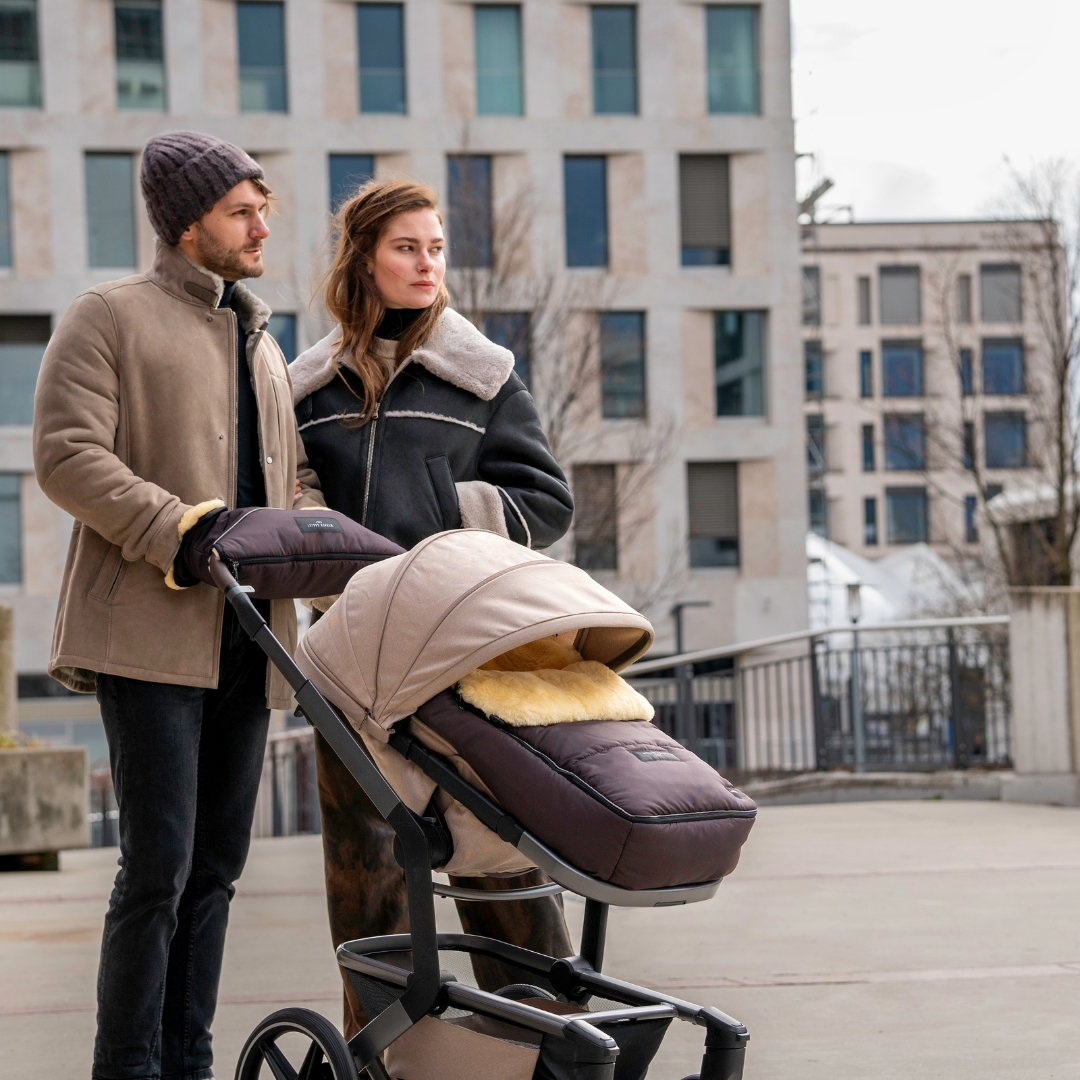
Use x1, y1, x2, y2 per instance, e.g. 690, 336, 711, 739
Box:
289, 307, 515, 405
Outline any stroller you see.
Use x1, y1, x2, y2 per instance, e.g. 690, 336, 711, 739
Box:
192, 512, 757, 1080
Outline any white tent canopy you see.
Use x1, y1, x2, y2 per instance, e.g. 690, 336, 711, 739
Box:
807, 532, 973, 631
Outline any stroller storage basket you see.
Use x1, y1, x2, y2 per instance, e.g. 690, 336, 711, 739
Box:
338, 935, 678, 1080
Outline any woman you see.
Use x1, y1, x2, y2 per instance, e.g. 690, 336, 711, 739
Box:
291, 179, 575, 1037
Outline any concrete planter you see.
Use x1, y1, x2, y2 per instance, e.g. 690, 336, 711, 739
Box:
0, 746, 89, 855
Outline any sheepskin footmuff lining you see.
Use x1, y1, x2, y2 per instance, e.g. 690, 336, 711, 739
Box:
456, 661, 654, 727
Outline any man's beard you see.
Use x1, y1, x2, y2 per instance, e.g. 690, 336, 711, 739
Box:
190, 224, 264, 281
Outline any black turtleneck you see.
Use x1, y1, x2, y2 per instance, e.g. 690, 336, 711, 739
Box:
375, 306, 424, 341
220, 281, 267, 509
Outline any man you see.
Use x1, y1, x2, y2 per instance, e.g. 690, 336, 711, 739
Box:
33, 131, 322, 1080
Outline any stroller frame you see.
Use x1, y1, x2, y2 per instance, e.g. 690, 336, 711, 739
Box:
215, 563, 749, 1080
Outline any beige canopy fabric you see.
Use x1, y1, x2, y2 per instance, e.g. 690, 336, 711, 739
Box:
296, 530, 654, 730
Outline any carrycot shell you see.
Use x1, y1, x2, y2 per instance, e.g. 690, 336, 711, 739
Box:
411, 691, 757, 889
295, 530, 756, 886
297, 530, 654, 731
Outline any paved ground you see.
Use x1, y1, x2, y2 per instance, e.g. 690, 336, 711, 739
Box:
2, 800, 1079, 1079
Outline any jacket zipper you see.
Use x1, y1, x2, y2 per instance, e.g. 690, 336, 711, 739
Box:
355, 345, 406, 527
361, 403, 379, 526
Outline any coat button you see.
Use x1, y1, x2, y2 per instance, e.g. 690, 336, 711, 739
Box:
266, 456, 273, 463
207, 316, 213, 322
218, 434, 224, 440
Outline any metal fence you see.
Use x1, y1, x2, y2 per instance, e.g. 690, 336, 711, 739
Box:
89, 767, 119, 848
89, 726, 320, 847
251, 727, 321, 839
631, 623, 1011, 778
86, 619, 1012, 846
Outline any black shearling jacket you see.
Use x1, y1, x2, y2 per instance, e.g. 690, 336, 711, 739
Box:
290, 308, 573, 551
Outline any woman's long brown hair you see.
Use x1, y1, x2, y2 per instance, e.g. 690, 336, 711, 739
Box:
320, 179, 449, 420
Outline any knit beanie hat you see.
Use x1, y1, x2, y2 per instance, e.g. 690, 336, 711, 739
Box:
140, 131, 265, 245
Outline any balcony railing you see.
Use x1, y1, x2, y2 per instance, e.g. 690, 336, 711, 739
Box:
88, 617, 1012, 846
628, 617, 1011, 778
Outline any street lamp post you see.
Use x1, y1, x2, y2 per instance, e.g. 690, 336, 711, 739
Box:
670, 601, 711, 750
847, 583, 866, 773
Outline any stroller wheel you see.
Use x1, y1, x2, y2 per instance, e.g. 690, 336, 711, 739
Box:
235, 1007, 358, 1080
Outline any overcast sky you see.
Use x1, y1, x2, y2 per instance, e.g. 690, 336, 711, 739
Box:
790, 0, 1080, 221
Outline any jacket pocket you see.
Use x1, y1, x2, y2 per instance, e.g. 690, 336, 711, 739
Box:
87, 544, 126, 604
425, 455, 462, 530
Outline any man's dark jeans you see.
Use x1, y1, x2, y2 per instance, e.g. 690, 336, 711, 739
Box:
93, 604, 271, 1080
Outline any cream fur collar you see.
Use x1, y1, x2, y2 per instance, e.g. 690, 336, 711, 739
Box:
289, 308, 515, 405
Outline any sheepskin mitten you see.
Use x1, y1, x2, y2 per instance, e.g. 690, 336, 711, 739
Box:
166, 500, 227, 590
141, 131, 264, 244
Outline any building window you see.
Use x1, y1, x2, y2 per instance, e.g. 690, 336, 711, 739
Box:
857, 275, 871, 325
886, 487, 927, 544
861, 424, 875, 472
680, 155, 730, 266
957, 273, 972, 324
0, 151, 10, 268
599, 312, 645, 419
357, 3, 406, 114
982, 339, 1023, 395
962, 421, 975, 470
86, 153, 136, 268
801, 266, 821, 325
484, 312, 530, 388
267, 313, 295, 362
883, 413, 925, 471
448, 155, 492, 269
864, 497, 878, 546
715, 311, 764, 417
806, 414, 825, 474
237, 1, 287, 112
808, 487, 827, 538
591, 5, 636, 115
859, 349, 873, 398
115, 0, 165, 110
329, 154, 374, 212
879, 266, 921, 325
0, 315, 49, 424
0, 0, 40, 107
804, 340, 823, 398
959, 348, 974, 396
881, 340, 923, 397
564, 156, 607, 268
980, 264, 1021, 323
984, 412, 1026, 468
475, 4, 522, 116
687, 461, 739, 567
705, 4, 758, 114
964, 494, 978, 543
0, 473, 19, 582
573, 463, 617, 571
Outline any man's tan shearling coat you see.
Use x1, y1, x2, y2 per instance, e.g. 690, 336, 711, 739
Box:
33, 242, 323, 708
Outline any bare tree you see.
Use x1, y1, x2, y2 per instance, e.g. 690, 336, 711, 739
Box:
444, 158, 676, 604
927, 161, 1080, 587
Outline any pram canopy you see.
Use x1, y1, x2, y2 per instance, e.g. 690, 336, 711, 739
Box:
298, 530, 655, 730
